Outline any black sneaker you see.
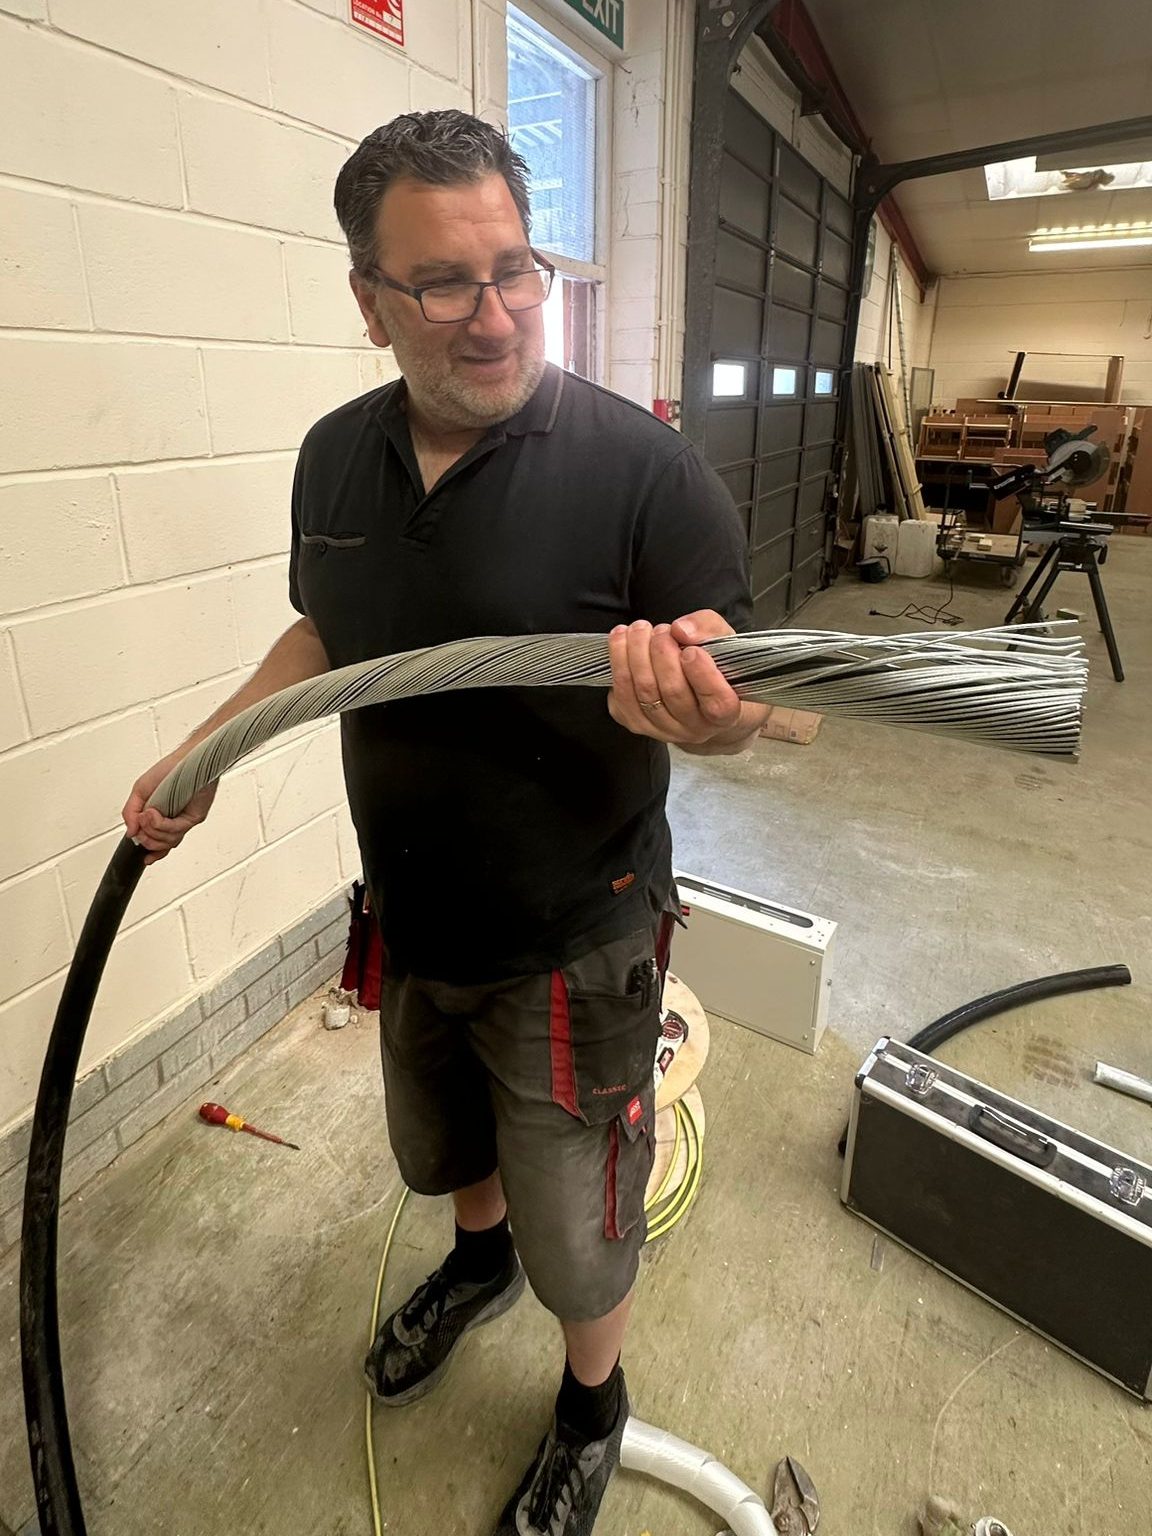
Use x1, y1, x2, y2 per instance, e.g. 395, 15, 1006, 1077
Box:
493, 1378, 629, 1535
365, 1250, 525, 1406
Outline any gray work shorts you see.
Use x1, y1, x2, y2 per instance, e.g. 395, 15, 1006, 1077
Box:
377, 914, 672, 1322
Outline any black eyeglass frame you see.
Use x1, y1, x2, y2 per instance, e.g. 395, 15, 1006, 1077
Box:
365, 250, 557, 323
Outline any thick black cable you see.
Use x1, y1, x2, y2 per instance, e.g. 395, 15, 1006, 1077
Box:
837, 964, 1133, 1157
15, 619, 1092, 1533
20, 837, 146, 1536
906, 964, 1131, 1055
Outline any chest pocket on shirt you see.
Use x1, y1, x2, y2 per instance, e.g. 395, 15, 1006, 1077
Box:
300, 531, 366, 550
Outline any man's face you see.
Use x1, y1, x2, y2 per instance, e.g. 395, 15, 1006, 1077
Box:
351, 173, 547, 431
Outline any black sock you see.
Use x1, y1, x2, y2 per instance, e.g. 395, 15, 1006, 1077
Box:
555, 1356, 622, 1442
449, 1216, 513, 1283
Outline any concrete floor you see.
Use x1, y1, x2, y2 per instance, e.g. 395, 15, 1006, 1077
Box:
2, 538, 1150, 1536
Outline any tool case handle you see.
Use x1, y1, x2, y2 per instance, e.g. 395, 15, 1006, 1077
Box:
967, 1104, 1058, 1169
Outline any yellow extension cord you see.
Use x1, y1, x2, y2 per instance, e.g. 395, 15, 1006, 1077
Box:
365, 1093, 706, 1535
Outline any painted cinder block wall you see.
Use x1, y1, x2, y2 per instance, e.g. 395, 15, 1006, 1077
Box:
0, 0, 698, 1246
926, 267, 1152, 406
0, 0, 503, 1161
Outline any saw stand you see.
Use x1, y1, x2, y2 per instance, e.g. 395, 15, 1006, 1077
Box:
1004, 518, 1123, 681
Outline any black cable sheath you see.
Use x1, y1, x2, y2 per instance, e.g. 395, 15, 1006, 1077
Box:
838, 963, 1133, 1157
20, 836, 146, 1536
906, 964, 1131, 1055
18, 826, 1130, 1533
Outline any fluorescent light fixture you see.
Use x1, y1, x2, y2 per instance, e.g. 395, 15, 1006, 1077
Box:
1029, 223, 1152, 252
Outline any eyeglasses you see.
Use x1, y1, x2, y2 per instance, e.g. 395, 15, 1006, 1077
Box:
366, 253, 556, 323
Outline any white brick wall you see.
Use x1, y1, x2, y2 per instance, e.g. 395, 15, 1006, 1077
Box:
178, 93, 350, 240
854, 220, 931, 381
0, 0, 481, 1134
12, 578, 241, 736
0, 0, 724, 1144
1, 337, 210, 472
181, 816, 343, 982
606, 1, 693, 408
0, 476, 124, 613
0, 186, 90, 330
201, 347, 364, 453
116, 456, 295, 582
927, 268, 1152, 407
79, 204, 292, 343
0, 18, 184, 206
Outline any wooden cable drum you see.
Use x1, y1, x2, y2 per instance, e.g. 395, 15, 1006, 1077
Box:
656, 972, 710, 1112
646, 1084, 706, 1205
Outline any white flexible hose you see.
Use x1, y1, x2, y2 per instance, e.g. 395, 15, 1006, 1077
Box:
621, 1418, 778, 1535
151, 624, 1086, 815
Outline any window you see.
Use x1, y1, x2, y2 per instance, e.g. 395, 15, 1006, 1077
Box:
712, 361, 748, 398
772, 367, 798, 396
507, 5, 608, 383
813, 369, 836, 396
541, 273, 597, 378
508, 11, 598, 264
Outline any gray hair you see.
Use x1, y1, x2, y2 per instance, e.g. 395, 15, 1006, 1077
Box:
334, 110, 533, 277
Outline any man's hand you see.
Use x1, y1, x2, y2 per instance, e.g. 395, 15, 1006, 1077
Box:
122, 749, 218, 865
607, 611, 768, 753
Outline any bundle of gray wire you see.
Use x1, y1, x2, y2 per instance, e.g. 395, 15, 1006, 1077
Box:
152, 622, 1087, 817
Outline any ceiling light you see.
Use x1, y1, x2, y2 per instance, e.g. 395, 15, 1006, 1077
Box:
1029, 223, 1152, 252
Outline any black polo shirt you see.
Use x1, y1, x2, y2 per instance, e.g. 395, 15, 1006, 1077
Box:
289, 363, 751, 983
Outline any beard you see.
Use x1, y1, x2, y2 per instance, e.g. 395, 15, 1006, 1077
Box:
389, 326, 548, 431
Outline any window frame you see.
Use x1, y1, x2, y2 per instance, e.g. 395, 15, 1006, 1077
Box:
508, 0, 612, 382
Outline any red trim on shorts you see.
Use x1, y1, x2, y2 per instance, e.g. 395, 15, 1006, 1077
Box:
548, 969, 578, 1116
655, 910, 675, 982
604, 1119, 621, 1239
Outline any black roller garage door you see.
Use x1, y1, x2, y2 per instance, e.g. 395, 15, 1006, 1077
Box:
701, 90, 852, 626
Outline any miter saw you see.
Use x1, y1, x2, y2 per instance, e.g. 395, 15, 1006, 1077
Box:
989, 425, 1111, 523
996, 426, 1127, 678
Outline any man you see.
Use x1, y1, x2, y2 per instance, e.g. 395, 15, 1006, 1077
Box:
124, 111, 766, 1534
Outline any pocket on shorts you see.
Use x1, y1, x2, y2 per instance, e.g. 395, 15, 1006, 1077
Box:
605, 1087, 655, 1241
548, 942, 661, 1127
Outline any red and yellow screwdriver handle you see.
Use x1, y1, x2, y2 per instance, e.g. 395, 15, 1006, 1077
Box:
198, 1101, 299, 1150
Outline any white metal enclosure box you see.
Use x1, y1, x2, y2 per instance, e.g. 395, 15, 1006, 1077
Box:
670, 872, 836, 1053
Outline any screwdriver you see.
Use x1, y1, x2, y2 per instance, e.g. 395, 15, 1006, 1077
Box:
198, 1101, 300, 1150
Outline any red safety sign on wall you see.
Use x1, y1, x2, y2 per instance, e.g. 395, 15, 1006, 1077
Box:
350, 0, 404, 49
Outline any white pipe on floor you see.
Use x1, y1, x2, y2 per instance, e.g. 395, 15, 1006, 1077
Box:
621, 1417, 779, 1535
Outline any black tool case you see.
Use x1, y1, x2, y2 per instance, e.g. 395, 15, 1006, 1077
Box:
842, 1037, 1152, 1399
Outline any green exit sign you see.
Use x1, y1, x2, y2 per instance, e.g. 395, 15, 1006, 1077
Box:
561, 0, 624, 48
